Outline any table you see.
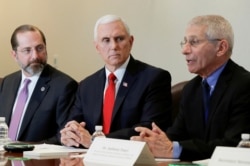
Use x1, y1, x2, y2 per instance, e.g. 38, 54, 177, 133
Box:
1, 151, 194, 166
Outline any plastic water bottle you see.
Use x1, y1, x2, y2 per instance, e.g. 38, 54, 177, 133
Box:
237, 133, 250, 148
91, 125, 105, 141
0, 117, 9, 145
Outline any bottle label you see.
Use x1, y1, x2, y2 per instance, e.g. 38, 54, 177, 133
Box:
0, 127, 8, 139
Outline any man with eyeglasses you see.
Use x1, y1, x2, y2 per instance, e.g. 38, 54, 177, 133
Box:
0, 24, 78, 144
131, 15, 250, 160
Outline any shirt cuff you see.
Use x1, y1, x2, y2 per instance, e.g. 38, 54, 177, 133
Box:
173, 141, 182, 159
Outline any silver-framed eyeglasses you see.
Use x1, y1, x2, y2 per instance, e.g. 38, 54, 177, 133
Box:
16, 44, 46, 56
180, 38, 221, 48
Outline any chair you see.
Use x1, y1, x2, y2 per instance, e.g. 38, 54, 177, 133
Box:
171, 80, 189, 123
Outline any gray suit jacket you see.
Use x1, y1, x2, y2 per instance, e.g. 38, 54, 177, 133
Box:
0, 64, 78, 144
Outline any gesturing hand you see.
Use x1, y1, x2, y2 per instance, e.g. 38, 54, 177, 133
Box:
130, 122, 173, 158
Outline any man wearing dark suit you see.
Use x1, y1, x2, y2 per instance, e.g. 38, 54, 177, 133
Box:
60, 14, 172, 148
0, 24, 78, 144
131, 15, 250, 160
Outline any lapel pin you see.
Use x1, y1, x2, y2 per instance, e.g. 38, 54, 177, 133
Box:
41, 87, 45, 91
123, 82, 128, 87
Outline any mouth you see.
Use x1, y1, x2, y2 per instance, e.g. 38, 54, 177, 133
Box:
29, 62, 42, 67
186, 59, 194, 65
109, 54, 120, 59
109, 53, 119, 56
29, 60, 44, 65
27, 61, 46, 68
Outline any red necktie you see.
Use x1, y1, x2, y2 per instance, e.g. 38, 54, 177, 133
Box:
9, 79, 31, 140
103, 73, 116, 134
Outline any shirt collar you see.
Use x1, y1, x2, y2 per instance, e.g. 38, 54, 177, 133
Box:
21, 70, 42, 83
205, 60, 228, 90
105, 56, 130, 82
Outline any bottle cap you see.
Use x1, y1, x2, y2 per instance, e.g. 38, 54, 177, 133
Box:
0, 117, 5, 122
241, 133, 250, 140
95, 125, 103, 131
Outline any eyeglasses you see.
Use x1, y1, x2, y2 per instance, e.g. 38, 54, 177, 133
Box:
16, 45, 46, 56
180, 38, 221, 48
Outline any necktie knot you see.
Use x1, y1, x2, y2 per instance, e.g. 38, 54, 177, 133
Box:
202, 79, 210, 95
23, 78, 31, 87
108, 73, 116, 82
21, 79, 31, 97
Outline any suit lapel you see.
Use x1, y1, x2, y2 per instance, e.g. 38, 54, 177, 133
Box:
206, 60, 233, 128
111, 57, 138, 122
5, 73, 22, 125
93, 70, 106, 125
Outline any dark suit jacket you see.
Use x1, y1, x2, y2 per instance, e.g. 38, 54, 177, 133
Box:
167, 59, 250, 160
69, 56, 172, 139
0, 64, 78, 144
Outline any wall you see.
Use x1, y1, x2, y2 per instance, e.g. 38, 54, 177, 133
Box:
1, 0, 250, 84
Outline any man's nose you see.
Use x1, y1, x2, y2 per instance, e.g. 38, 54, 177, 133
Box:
181, 43, 192, 55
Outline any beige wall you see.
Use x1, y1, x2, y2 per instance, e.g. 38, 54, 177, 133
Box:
1, 0, 250, 84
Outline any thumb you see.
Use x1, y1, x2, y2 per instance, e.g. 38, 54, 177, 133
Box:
79, 122, 86, 127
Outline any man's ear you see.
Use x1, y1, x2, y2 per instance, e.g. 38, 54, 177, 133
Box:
129, 35, 134, 46
94, 41, 101, 55
217, 39, 229, 57
11, 50, 18, 61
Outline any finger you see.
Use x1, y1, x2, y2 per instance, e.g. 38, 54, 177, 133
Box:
138, 130, 147, 137
64, 120, 76, 127
75, 125, 89, 138
61, 136, 79, 147
152, 122, 164, 134
79, 121, 86, 127
60, 125, 75, 133
68, 123, 84, 132
65, 120, 80, 128
134, 126, 149, 133
76, 129, 92, 148
135, 127, 154, 137
62, 129, 82, 146
130, 136, 144, 141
